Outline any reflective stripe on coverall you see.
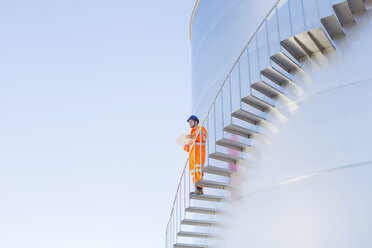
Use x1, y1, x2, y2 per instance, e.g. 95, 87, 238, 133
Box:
184, 126, 207, 186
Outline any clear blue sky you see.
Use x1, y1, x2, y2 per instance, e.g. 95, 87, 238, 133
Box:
0, 1, 193, 247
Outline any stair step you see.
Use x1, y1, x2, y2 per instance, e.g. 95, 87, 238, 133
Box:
203, 165, 236, 177
307, 27, 334, 53
251, 80, 284, 98
209, 150, 243, 163
181, 218, 216, 226
196, 179, 230, 189
216, 131, 250, 150
241, 91, 275, 111
189, 193, 226, 202
174, 243, 208, 248
294, 31, 322, 56
271, 52, 301, 73
333, 1, 355, 26
216, 136, 250, 151
347, 0, 366, 13
186, 206, 220, 215
232, 108, 265, 124
261, 66, 291, 86
281, 37, 308, 61
224, 122, 258, 138
209, 143, 245, 162
366, 0, 372, 9
321, 14, 345, 39
178, 231, 212, 238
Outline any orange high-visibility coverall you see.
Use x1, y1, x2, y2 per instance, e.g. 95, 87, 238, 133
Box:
184, 126, 207, 185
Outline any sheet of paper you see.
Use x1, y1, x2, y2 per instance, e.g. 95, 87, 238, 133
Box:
176, 133, 190, 147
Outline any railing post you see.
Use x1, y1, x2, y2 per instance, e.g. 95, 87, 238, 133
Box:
255, 35, 261, 74
238, 60, 242, 108
170, 214, 173, 247
176, 194, 179, 240
246, 48, 252, 91
187, 158, 191, 202
214, 104, 217, 151
288, 0, 294, 35
229, 76, 233, 123
265, 20, 271, 59
164, 228, 166, 248
178, 189, 181, 236
184, 167, 186, 218
275, 5, 281, 44
315, 0, 321, 21
221, 87, 225, 131
301, 0, 307, 29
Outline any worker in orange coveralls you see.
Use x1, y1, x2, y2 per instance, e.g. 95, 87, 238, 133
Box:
184, 115, 207, 195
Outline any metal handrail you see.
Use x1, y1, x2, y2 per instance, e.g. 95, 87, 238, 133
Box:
166, 0, 283, 235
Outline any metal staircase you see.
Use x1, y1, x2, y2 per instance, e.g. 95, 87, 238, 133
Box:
166, 0, 368, 247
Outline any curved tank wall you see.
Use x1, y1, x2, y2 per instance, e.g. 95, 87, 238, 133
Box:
190, 0, 276, 118
211, 5, 372, 248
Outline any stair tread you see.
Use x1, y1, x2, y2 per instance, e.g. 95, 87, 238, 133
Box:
174, 243, 208, 248
189, 193, 226, 202
216, 137, 250, 151
333, 1, 355, 26
209, 151, 243, 163
252, 80, 284, 98
181, 218, 216, 226
196, 179, 230, 189
186, 206, 220, 214
178, 231, 212, 238
321, 15, 345, 39
242, 93, 275, 111
271, 52, 301, 72
203, 165, 236, 176
281, 37, 308, 61
261, 66, 291, 86
347, 0, 366, 13
307, 27, 335, 52
293, 32, 319, 56
224, 123, 258, 138
232, 108, 265, 124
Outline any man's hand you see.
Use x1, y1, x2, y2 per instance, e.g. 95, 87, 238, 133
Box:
186, 134, 195, 139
